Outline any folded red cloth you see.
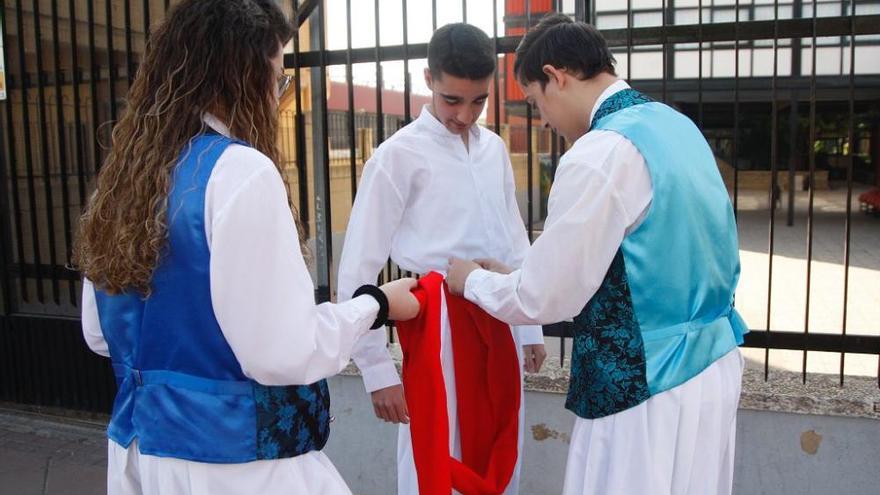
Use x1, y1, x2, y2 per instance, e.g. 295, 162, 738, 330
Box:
396, 272, 521, 495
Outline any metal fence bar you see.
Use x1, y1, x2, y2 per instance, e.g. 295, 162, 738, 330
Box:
840, 0, 855, 387
733, 0, 740, 218
802, 0, 819, 384
15, 0, 45, 303
32, 0, 62, 304
292, 15, 880, 66
317, 0, 333, 301
105, 0, 118, 123
346, 0, 357, 201
765, 0, 781, 380
49, 0, 76, 306
1, 1, 28, 305
291, 0, 311, 238
123, 0, 134, 87
698, 0, 704, 128
374, 0, 384, 146
142, 0, 151, 39
402, 0, 411, 125
661, 0, 668, 103
525, 0, 534, 240
493, 0, 500, 135
87, 0, 101, 174
69, 0, 87, 209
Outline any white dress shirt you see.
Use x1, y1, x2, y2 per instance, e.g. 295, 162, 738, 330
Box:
81, 114, 377, 494
337, 105, 545, 393
464, 80, 654, 326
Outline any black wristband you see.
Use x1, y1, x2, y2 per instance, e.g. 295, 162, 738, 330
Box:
353, 284, 389, 330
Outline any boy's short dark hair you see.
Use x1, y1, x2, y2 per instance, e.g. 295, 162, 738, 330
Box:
514, 13, 616, 88
428, 23, 496, 80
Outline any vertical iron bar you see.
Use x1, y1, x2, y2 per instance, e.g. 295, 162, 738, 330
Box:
68, 0, 87, 208
123, 0, 134, 87
16, 0, 46, 303
697, 0, 703, 128
526, 0, 533, 240
50, 0, 76, 306
317, 1, 333, 300
802, 1, 818, 384
1, 3, 28, 304
346, 0, 357, 201
142, 0, 151, 39
840, 0, 856, 388
34, 0, 62, 305
0, 100, 14, 315
402, 0, 411, 125
374, 0, 384, 145
764, 0, 780, 381
432, 0, 437, 31
105, 0, 118, 122
627, 0, 632, 82
291, 2, 310, 238
462, 0, 466, 23
87, 0, 101, 175
493, 0, 500, 135
661, 0, 667, 103
733, 0, 740, 217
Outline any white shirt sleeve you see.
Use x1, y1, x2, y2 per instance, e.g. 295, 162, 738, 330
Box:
499, 148, 545, 346
337, 154, 407, 393
80, 279, 110, 357
208, 151, 379, 386
464, 135, 652, 326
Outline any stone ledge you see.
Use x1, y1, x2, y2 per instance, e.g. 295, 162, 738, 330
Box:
340, 345, 880, 420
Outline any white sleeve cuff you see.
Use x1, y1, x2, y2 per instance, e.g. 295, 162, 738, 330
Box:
346, 294, 382, 339
516, 325, 546, 346
359, 358, 402, 393
463, 268, 494, 303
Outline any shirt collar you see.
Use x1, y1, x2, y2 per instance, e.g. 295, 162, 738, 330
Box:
416, 104, 482, 143
588, 79, 631, 126
203, 112, 232, 138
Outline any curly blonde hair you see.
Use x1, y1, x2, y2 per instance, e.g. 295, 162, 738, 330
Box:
76, 0, 304, 295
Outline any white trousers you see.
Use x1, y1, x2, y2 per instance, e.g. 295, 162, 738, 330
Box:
562, 348, 744, 495
397, 290, 525, 495
107, 439, 352, 495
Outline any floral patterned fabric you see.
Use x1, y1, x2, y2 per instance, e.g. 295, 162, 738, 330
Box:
565, 251, 650, 419
564, 88, 656, 420
254, 380, 331, 459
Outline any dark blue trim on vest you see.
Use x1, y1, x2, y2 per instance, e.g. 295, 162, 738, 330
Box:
565, 88, 655, 419
565, 251, 650, 419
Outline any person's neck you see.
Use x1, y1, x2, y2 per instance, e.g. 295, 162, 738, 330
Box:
427, 104, 470, 151
582, 73, 620, 124
568, 73, 620, 139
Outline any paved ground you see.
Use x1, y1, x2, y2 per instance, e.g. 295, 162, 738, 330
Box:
0, 407, 107, 494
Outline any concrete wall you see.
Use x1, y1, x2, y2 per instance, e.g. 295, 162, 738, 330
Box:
323, 374, 880, 495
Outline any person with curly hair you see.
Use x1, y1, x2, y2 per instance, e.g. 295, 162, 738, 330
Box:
75, 1, 418, 493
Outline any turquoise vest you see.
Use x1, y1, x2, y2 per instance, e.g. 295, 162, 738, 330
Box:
565, 89, 748, 419
94, 132, 331, 462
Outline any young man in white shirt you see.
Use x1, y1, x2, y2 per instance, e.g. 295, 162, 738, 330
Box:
448, 15, 746, 495
338, 23, 546, 495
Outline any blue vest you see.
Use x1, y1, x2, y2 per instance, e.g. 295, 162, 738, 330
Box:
565, 89, 748, 420
94, 133, 330, 463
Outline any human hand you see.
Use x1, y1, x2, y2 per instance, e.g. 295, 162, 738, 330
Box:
522, 344, 547, 373
371, 384, 409, 424
379, 278, 420, 321
446, 257, 481, 296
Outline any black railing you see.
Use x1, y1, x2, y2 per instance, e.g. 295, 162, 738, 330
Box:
0, 0, 878, 414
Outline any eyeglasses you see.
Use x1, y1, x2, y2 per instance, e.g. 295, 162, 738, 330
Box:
277, 74, 293, 97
